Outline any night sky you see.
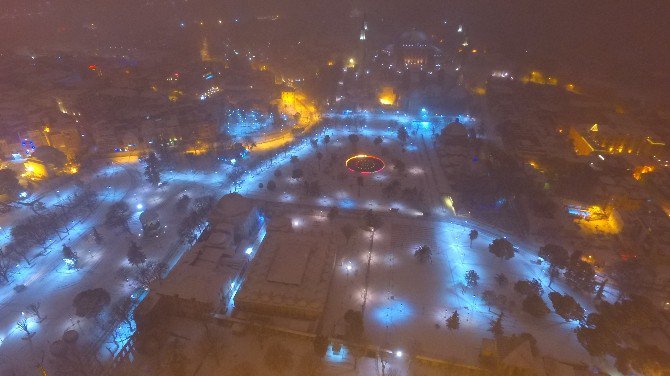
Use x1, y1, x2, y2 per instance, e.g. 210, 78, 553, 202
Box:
1, 0, 668, 101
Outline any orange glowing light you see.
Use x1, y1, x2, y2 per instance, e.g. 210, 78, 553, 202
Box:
633, 165, 655, 180
345, 154, 385, 174
378, 87, 397, 106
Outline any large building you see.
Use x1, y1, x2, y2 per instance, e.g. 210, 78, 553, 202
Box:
234, 217, 336, 321
569, 122, 667, 160
136, 194, 263, 322
383, 30, 443, 71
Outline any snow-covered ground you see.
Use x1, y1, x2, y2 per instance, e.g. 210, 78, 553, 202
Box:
0, 110, 618, 374
0, 161, 230, 374
226, 111, 617, 374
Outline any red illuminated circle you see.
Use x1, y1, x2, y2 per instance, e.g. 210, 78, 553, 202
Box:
345, 154, 385, 174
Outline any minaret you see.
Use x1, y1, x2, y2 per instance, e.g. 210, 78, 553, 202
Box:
357, 12, 368, 73
200, 37, 212, 62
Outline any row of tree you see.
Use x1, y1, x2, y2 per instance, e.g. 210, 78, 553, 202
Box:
0, 188, 98, 284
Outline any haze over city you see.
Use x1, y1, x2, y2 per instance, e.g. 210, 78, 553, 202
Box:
0, 1, 668, 375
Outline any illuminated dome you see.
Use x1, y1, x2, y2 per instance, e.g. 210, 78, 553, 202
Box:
399, 30, 429, 44
346, 154, 385, 174
443, 120, 467, 138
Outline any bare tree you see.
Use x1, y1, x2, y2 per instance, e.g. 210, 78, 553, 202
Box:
340, 223, 356, 244
0, 253, 14, 283
26, 302, 46, 322
105, 201, 132, 233
111, 297, 134, 330
16, 317, 33, 339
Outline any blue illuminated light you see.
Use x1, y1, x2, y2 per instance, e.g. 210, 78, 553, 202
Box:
326, 344, 349, 363
372, 298, 413, 326
339, 198, 356, 209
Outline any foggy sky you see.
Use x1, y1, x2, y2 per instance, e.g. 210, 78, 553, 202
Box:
1, 0, 668, 101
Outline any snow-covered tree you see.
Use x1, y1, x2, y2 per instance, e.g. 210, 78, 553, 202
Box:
143, 152, 162, 186
348, 134, 360, 150
468, 229, 478, 247
488, 238, 515, 260
489, 313, 504, 337
548, 292, 584, 322
397, 127, 409, 146
514, 279, 544, 296
73, 288, 111, 318
373, 136, 383, 147
105, 201, 131, 232
539, 244, 569, 286
0, 169, 23, 199
127, 241, 146, 267
92, 227, 104, 244
522, 294, 550, 318
495, 273, 508, 287
446, 310, 460, 330
414, 245, 432, 264
465, 270, 479, 288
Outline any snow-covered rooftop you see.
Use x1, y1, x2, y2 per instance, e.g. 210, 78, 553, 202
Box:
235, 226, 335, 320
152, 226, 242, 306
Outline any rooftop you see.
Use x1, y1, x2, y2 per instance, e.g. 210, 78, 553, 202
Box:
234, 224, 335, 320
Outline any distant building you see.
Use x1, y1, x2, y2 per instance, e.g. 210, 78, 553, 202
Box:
568, 122, 667, 159
43, 126, 83, 161
23, 145, 68, 179
387, 30, 443, 71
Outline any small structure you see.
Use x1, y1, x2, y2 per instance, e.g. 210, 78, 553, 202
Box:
440, 119, 469, 146
208, 193, 263, 243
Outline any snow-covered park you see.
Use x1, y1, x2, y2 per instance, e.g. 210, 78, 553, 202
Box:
0, 110, 619, 374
